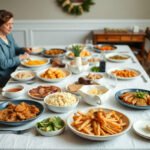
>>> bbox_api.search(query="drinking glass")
[85,39,93,50]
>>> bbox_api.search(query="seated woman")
[0,10,31,87]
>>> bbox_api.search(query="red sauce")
[6,87,22,92]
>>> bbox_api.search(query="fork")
[0,127,33,134]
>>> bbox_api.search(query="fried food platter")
[0,99,44,126]
[67,107,131,141]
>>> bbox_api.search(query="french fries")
[71,108,127,136]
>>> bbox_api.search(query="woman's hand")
[23,48,32,54]
[19,52,30,61]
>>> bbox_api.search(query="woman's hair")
[0,10,13,27]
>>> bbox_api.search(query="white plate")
[37,67,71,83]
[21,56,49,68]
[107,67,141,80]
[105,53,130,63]
[30,47,44,54]
[11,70,36,81]
[67,107,132,141]
[28,85,61,100]
[133,119,150,139]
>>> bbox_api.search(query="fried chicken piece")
[135,98,147,106]
[7,103,16,109]
[15,102,27,112]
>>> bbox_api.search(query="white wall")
[12,20,150,47]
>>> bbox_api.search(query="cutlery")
[0,127,34,134]
[141,75,148,83]
[131,57,136,63]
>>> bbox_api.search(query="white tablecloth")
[0,45,150,150]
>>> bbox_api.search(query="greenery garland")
[57,0,95,15]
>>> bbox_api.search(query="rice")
[45,92,77,107]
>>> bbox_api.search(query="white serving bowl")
[11,70,36,81]
[35,118,65,137]
[30,47,44,54]
[67,107,132,141]
[2,85,24,98]
[37,67,71,83]
[44,92,79,113]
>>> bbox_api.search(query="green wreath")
[57,0,95,15]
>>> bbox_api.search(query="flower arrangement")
[72,45,83,57]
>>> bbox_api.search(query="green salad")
[91,66,101,72]
[37,117,65,132]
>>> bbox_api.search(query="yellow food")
[40,68,66,79]
[71,108,127,136]
[69,50,91,58]
[88,88,108,95]
[24,59,47,66]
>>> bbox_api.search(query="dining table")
[0,45,150,150]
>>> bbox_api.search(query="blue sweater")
[0,34,25,86]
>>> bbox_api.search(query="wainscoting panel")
[31,29,91,46]
[12,29,27,47]
[12,20,150,47]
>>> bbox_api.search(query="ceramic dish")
[28,85,61,100]
[35,117,65,136]
[105,53,130,63]
[11,70,36,81]
[42,48,66,58]
[107,67,141,80]
[2,85,25,99]
[67,107,131,141]
[79,85,110,105]
[21,56,49,68]
[133,119,150,139]
[37,68,71,83]
[30,47,44,54]
[44,92,79,113]
[115,89,150,109]
[94,44,117,53]
[0,99,44,126]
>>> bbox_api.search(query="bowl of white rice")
[44,92,79,113]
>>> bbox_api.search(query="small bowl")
[30,47,44,54]
[44,92,79,113]
[2,85,24,99]
[35,117,65,136]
